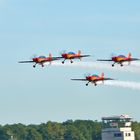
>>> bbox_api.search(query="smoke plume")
[105,80,140,91]
[51,61,140,74]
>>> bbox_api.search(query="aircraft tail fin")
[78,50,81,55]
[128,53,131,58]
[49,53,52,58]
[101,72,104,78]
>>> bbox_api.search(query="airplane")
[19,54,60,68]
[60,50,90,64]
[97,53,140,67]
[71,73,114,86]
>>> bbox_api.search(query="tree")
[0,127,9,140]
[26,128,43,140]
[46,121,65,140]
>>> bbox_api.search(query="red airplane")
[60,50,90,64]
[97,53,140,67]
[71,73,114,86]
[19,54,60,68]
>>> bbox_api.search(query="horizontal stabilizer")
[80,55,90,58]
[131,58,140,61]
[104,78,114,81]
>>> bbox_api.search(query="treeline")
[0,120,140,140]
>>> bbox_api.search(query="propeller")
[110,52,116,59]
[30,54,37,60]
[84,73,91,78]
[60,50,67,55]
[111,53,116,57]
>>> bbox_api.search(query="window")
[125,133,131,137]
[114,133,122,137]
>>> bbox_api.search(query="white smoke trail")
[131,61,140,67]
[50,61,140,74]
[46,61,140,90]
[104,80,140,91]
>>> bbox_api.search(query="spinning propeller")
[60,50,67,55]
[84,73,91,78]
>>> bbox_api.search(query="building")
[102,115,135,140]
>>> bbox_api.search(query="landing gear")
[86,81,90,86]
[112,62,123,67]
[94,83,97,86]
[33,63,37,68]
[62,59,74,64]
[70,60,73,63]
[62,59,66,64]
[112,62,115,67]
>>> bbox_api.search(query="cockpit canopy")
[92,74,99,77]
[118,55,126,58]
[39,56,46,58]
[68,52,75,55]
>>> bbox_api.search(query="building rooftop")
[102,115,132,121]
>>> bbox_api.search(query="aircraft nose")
[86,76,90,80]
[62,54,66,57]
[112,57,116,61]
[33,58,37,61]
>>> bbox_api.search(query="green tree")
[0,127,9,140]
[132,122,140,140]
[46,121,64,140]
[26,128,43,140]
[64,124,85,140]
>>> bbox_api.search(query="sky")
[0,0,140,125]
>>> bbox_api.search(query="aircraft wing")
[19,61,34,63]
[71,79,87,81]
[97,59,113,61]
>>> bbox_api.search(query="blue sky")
[0,0,140,124]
